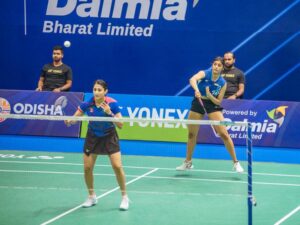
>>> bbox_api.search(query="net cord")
[0,114,249,127]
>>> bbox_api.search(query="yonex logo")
[0,97,11,123]
[266,106,288,127]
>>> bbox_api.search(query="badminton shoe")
[233,161,244,173]
[82,194,97,208]
[119,195,129,211]
[176,160,194,171]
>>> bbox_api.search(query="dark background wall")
[1,0,299,101]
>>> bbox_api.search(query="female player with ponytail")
[176,57,244,173]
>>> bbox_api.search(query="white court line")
[1,160,300,178]
[274,206,300,225]
[0,169,136,177]
[147,175,300,187]
[40,168,158,225]
[0,185,244,198]
[1,169,300,187]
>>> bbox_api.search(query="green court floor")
[0,150,299,225]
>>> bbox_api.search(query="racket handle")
[198,98,206,113]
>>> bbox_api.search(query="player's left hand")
[53,88,61,92]
[100,102,112,115]
[64,120,72,127]
[227,95,237,100]
[205,86,210,95]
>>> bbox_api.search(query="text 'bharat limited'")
[43,20,153,37]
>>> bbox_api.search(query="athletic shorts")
[190,98,223,115]
[83,129,120,156]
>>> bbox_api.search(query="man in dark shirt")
[221,52,245,99]
[36,45,73,92]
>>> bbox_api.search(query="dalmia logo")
[43,0,201,37]
[46,0,201,19]
[266,106,288,127]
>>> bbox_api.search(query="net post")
[247,122,253,225]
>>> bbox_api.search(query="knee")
[219,131,230,140]
[84,165,93,173]
[112,163,122,172]
[188,132,197,140]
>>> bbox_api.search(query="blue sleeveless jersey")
[78,96,121,137]
[197,69,226,98]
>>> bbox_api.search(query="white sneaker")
[119,196,129,211]
[82,195,97,208]
[176,160,194,171]
[233,161,244,173]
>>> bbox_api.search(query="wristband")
[108,112,115,117]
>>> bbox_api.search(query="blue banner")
[0,90,83,137]
[1,1,300,101]
[198,99,300,148]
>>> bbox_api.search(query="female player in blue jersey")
[176,57,244,173]
[65,79,129,210]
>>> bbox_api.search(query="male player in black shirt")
[36,45,73,92]
[221,52,245,99]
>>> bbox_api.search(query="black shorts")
[190,98,223,115]
[83,129,120,156]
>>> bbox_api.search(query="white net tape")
[0,114,249,127]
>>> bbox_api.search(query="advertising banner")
[81,93,190,142]
[3,1,300,101]
[0,90,83,137]
[81,93,300,148]
[198,99,300,148]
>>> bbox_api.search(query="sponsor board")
[80,94,300,148]
[80,93,190,142]
[0,90,83,137]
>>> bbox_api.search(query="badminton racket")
[198,98,220,137]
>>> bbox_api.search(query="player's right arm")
[236,72,245,98]
[65,109,84,126]
[36,66,47,91]
[189,70,205,98]
[112,112,123,129]
[36,77,44,91]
